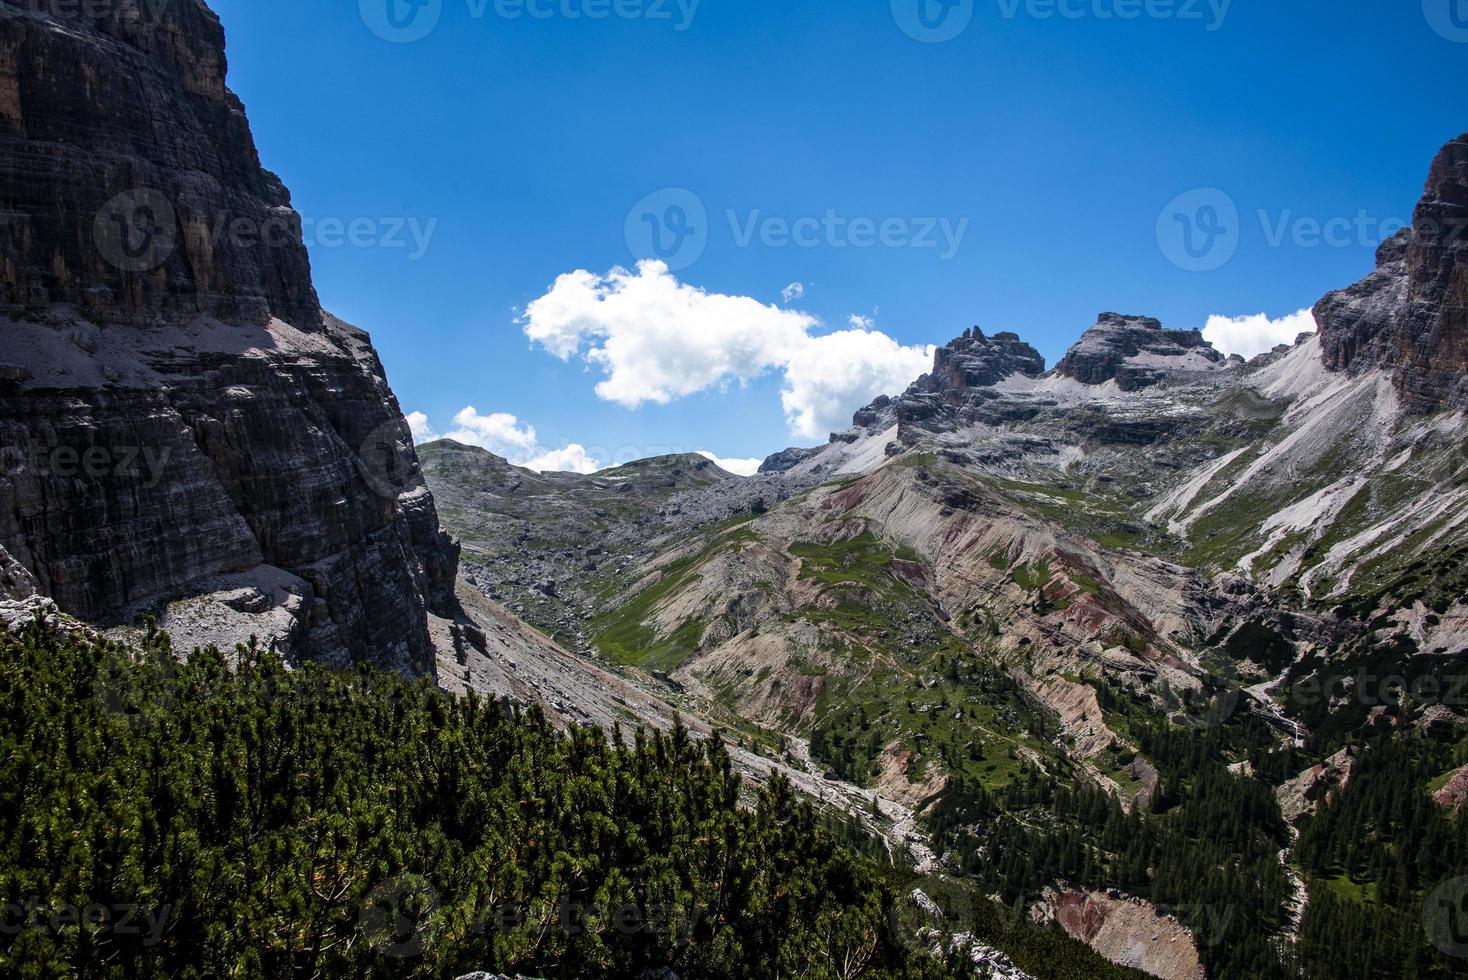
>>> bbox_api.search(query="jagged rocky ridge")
[0,0,458,673]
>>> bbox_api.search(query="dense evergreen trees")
[6,615,1467,979]
[0,620,957,979]
[930,717,1298,979]
[1295,733,1468,979]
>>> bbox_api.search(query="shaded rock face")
[0,0,318,326]
[921,327,1047,398]
[1055,312,1224,391]
[0,0,458,674]
[758,444,823,474]
[1315,132,1468,412]
[872,328,1046,436]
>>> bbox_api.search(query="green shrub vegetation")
[0,619,962,979]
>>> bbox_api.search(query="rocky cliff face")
[1054,313,1225,391]
[0,0,457,674]
[1316,132,1468,412]
[924,327,1047,395]
[0,0,318,326]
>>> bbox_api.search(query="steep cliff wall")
[1315,132,1468,413]
[0,0,457,674]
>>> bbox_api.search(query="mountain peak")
[927,326,1048,389]
[1054,312,1224,391]
[1314,131,1468,412]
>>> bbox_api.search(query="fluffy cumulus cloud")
[443,407,540,455]
[521,261,933,441]
[521,443,601,475]
[1202,309,1316,360]
[405,411,439,444]
[780,329,933,440]
[407,406,600,475]
[696,451,763,477]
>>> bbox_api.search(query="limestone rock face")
[1054,313,1224,391]
[0,0,458,674]
[758,445,823,474]
[807,327,1049,447]
[1315,132,1468,412]
[923,327,1047,396]
[0,0,319,326]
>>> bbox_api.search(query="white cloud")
[444,407,540,455]
[406,411,439,444]
[697,450,762,477]
[521,261,932,442]
[1202,309,1316,360]
[781,329,933,440]
[847,314,875,330]
[522,443,601,475]
[781,282,805,303]
[417,406,602,474]
[522,261,815,407]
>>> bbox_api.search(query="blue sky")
[210,0,1466,473]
